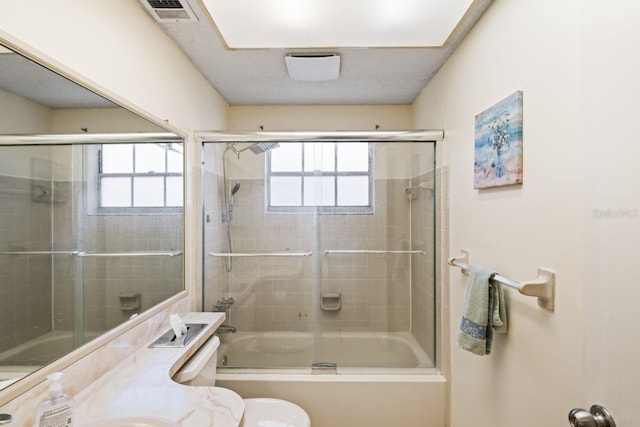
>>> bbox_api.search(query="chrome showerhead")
[248,142,280,154]
[226,142,281,158]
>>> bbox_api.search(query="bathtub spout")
[212,297,235,312]
[217,324,237,334]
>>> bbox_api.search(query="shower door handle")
[568,405,616,427]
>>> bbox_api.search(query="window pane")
[270,176,301,206]
[167,145,183,173]
[102,144,133,173]
[337,176,369,206]
[166,176,183,207]
[337,142,369,172]
[304,143,335,172]
[133,177,164,207]
[101,177,131,207]
[135,144,166,174]
[304,176,335,206]
[271,142,302,172]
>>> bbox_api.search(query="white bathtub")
[218,331,433,370]
[212,331,446,427]
[0,330,102,390]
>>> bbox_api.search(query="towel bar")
[448,249,555,311]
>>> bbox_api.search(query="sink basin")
[78,417,179,427]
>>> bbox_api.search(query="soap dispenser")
[34,372,74,427]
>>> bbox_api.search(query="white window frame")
[94,142,183,215]
[266,142,374,214]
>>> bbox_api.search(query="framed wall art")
[474,90,523,189]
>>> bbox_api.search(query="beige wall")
[413,0,583,426]
[0,87,51,135]
[229,105,412,132]
[582,2,640,425]
[51,108,164,134]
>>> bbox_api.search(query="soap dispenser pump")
[34,372,74,427]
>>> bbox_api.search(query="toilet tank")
[173,335,220,386]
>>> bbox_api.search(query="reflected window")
[267,142,373,214]
[98,143,183,212]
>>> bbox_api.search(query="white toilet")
[174,336,311,427]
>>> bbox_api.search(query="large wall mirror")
[0,43,185,391]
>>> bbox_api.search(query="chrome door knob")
[568,405,616,427]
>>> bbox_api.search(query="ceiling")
[0,49,117,109]
[151,0,493,105]
[0,1,493,109]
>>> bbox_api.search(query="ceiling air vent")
[140,0,198,23]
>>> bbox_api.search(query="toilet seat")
[240,398,310,427]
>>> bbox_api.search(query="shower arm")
[226,142,253,159]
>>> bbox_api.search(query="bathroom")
[0,1,638,426]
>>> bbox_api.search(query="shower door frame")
[198,130,444,371]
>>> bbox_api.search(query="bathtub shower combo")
[203,137,438,374]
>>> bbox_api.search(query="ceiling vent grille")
[140,0,198,23]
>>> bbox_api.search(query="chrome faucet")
[212,297,235,312]
[212,297,237,334]
[217,324,237,334]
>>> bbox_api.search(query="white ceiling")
[152,0,494,105]
[0,51,117,109]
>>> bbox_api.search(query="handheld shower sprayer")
[222,141,279,272]
[229,181,241,217]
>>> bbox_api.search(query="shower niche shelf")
[119,293,141,311]
[321,293,342,311]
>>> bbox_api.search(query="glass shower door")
[203,140,436,371]
[317,141,436,370]
[203,142,321,369]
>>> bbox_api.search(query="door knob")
[568,405,616,427]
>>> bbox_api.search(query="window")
[98,143,183,213]
[267,142,373,214]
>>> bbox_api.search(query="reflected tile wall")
[0,175,53,353]
[52,189,184,334]
[80,215,183,331]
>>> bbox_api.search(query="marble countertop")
[73,312,244,427]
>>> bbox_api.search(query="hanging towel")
[458,265,508,355]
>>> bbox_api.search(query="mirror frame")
[0,34,189,405]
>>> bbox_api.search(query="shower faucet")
[212,297,235,312]
[212,298,237,334]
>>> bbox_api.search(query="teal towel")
[458,265,508,355]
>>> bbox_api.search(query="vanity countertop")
[73,312,243,427]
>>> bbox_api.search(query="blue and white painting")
[474,91,523,189]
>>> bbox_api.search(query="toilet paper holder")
[320,293,342,311]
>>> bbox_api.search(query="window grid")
[98,143,183,213]
[267,142,374,214]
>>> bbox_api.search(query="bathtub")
[213,331,446,427]
[0,330,101,390]
[218,330,433,370]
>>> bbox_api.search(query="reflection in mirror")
[0,44,184,391]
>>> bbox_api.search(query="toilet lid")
[242,398,310,427]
